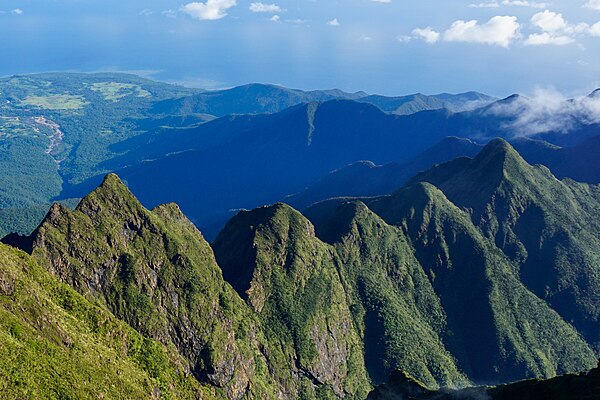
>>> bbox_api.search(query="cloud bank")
[488,87,600,136]
[411,16,520,47]
[409,8,600,47]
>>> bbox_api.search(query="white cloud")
[181,0,237,21]
[443,16,520,47]
[397,35,412,43]
[11,8,23,15]
[584,0,600,11]
[591,21,600,36]
[139,9,153,16]
[370,0,392,3]
[525,10,592,46]
[530,10,567,32]
[488,87,600,136]
[412,27,440,43]
[327,18,340,27]
[270,15,280,22]
[249,2,282,13]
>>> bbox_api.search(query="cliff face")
[214,203,371,399]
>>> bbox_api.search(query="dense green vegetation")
[214,204,372,398]
[0,243,207,399]
[0,199,79,238]
[212,140,600,393]
[0,72,198,237]
[411,139,600,351]
[24,174,283,399]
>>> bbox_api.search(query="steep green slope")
[214,204,371,399]
[214,203,467,390]
[0,243,206,399]
[313,201,467,387]
[412,139,600,350]
[366,183,596,383]
[14,174,280,399]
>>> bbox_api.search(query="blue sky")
[1,0,600,96]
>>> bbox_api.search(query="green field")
[21,94,88,110]
[91,82,151,101]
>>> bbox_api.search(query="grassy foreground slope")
[0,243,206,399]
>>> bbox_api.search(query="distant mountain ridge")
[64,101,482,239]
[151,83,368,117]
[1,72,599,245]
[152,82,496,117]
[357,91,497,115]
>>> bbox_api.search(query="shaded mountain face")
[513,135,600,183]
[286,137,483,209]
[287,135,600,212]
[368,361,600,400]
[411,139,600,351]
[64,101,474,239]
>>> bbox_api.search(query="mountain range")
[3,139,600,398]
[2,73,598,242]
[151,83,496,117]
